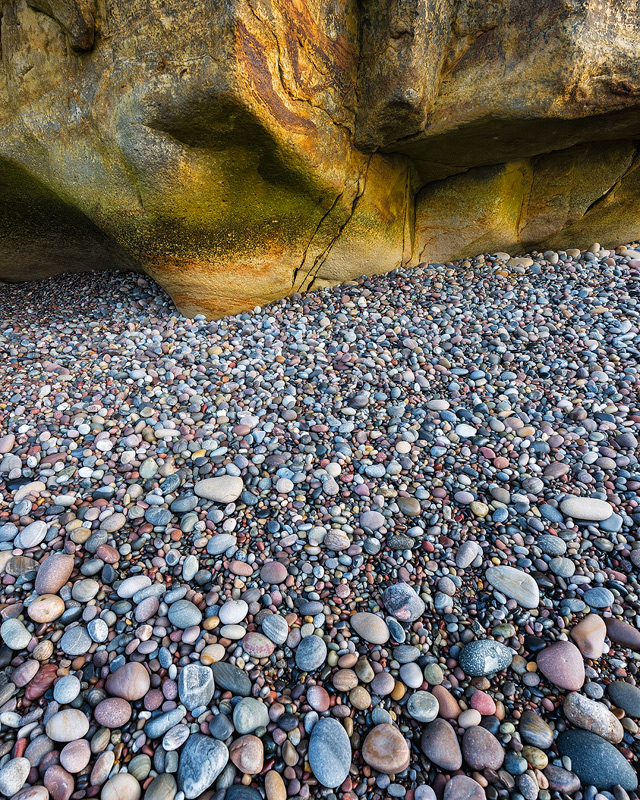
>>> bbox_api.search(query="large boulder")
[1,0,640,316]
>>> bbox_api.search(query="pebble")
[559,496,614,521]
[557,729,638,791]
[0,758,30,796]
[194,476,243,503]
[563,691,623,742]
[485,565,539,608]
[420,719,462,770]
[308,718,351,788]
[537,641,585,690]
[570,613,606,659]
[351,612,390,644]
[295,634,327,671]
[362,724,410,774]
[608,680,640,717]
[177,733,229,799]
[382,582,425,621]
[178,663,215,710]
[459,640,513,676]
[46,709,90,742]
[462,726,504,770]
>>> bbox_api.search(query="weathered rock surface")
[2,1,640,315]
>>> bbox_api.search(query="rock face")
[2,1,640,316]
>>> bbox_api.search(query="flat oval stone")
[219,599,248,625]
[194,476,243,502]
[260,561,288,583]
[607,681,640,717]
[443,775,486,800]
[0,758,30,796]
[362,724,410,774]
[177,733,229,799]
[15,520,47,549]
[168,599,202,629]
[308,717,351,788]
[60,739,91,773]
[459,640,513,676]
[28,594,65,623]
[144,774,176,800]
[117,575,151,598]
[518,710,554,749]
[60,626,91,656]
[44,764,74,800]
[563,692,623,742]
[360,510,385,530]
[295,634,327,671]
[261,614,288,645]
[420,719,462,770]
[485,566,539,608]
[557,729,637,791]
[1,619,31,650]
[101,773,141,800]
[46,709,89,742]
[106,662,150,700]
[94,697,132,728]
[53,674,81,704]
[537,641,585,691]
[407,691,439,723]
[351,612,390,644]
[559,496,614,521]
[233,698,269,734]
[242,632,274,658]
[570,613,606,659]
[382,583,425,622]
[605,617,640,651]
[35,553,74,594]
[462,725,504,770]
[210,662,251,696]
[229,734,264,775]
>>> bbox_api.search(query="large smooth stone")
[194,476,243,502]
[462,726,504,770]
[420,719,462,770]
[607,681,640,718]
[295,634,327,671]
[1,619,32,650]
[459,640,513,676]
[178,663,215,711]
[0,758,30,796]
[485,565,539,608]
[144,774,177,800]
[35,554,74,594]
[106,662,150,700]
[605,617,640,651]
[351,612,390,644]
[362,724,410,774]
[46,709,90,742]
[229,735,264,775]
[570,613,606,659]
[518,710,554,749]
[101,773,141,800]
[443,776,486,800]
[177,734,229,799]
[559,496,613,521]
[308,718,351,788]
[537,641,585,690]
[382,583,425,622]
[563,692,623,742]
[15,520,48,549]
[557,729,637,791]
[233,698,269,734]
[210,662,251,696]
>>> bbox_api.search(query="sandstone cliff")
[1,0,640,315]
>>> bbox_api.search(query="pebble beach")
[0,244,639,800]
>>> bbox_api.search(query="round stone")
[362,724,410,774]
[382,583,425,622]
[459,640,513,676]
[106,662,151,700]
[60,626,92,656]
[28,594,65,623]
[94,697,133,728]
[53,674,81,704]
[219,599,248,624]
[46,709,90,742]
[229,735,264,775]
[101,773,142,800]
[233,698,269,734]
[485,565,539,608]
[35,554,74,594]
[261,614,289,645]
[194,476,243,502]
[168,599,202,629]
[462,725,504,770]
[420,719,462,770]
[608,681,640,717]
[557,729,637,791]
[0,758,30,796]
[407,691,439,722]
[60,739,91,773]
